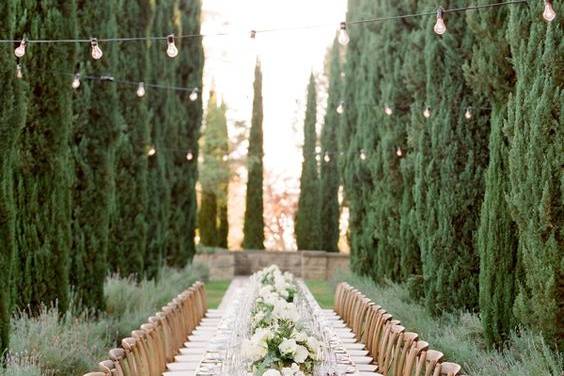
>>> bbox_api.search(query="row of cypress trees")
[0,0,204,355]
[336,0,562,348]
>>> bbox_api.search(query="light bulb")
[222,154,229,162]
[147,146,156,156]
[543,0,556,22]
[396,147,403,157]
[14,40,26,58]
[336,101,344,114]
[189,88,199,102]
[340,72,346,78]
[423,107,431,119]
[90,38,103,60]
[315,145,321,154]
[338,22,350,46]
[250,30,256,39]
[464,107,472,120]
[324,153,331,163]
[166,34,178,58]
[384,106,393,116]
[360,150,366,161]
[136,82,146,98]
[316,154,321,162]
[434,7,447,35]
[72,73,81,89]
[186,151,194,161]
[16,64,22,79]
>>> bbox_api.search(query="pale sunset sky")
[200,0,348,250]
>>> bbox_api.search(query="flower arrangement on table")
[243,265,321,376]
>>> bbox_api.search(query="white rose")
[278,338,297,356]
[292,331,307,342]
[306,336,320,358]
[263,370,282,376]
[294,345,309,363]
[242,339,267,362]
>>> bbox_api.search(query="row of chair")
[330,282,463,376]
[83,281,207,376]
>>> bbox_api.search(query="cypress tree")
[507,1,563,347]
[168,0,204,265]
[243,60,265,250]
[145,0,175,276]
[109,0,153,278]
[15,0,76,312]
[465,1,519,347]
[71,0,120,310]
[0,0,25,355]
[296,73,321,250]
[199,91,229,248]
[319,39,341,253]
[412,0,489,314]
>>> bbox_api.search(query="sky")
[200,0,348,249]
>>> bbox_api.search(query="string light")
[396,147,403,157]
[166,34,178,58]
[324,153,331,163]
[434,7,447,35]
[250,30,257,39]
[72,73,81,89]
[90,38,103,60]
[543,0,556,22]
[222,154,229,162]
[147,146,157,156]
[186,151,194,161]
[136,82,146,97]
[360,149,367,161]
[189,88,199,101]
[384,106,393,116]
[14,39,26,58]
[464,107,472,120]
[423,107,431,119]
[336,101,344,114]
[338,22,350,46]
[16,64,23,79]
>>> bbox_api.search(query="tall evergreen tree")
[319,39,341,253]
[243,61,265,249]
[71,0,120,310]
[411,0,489,314]
[199,91,229,248]
[507,1,563,347]
[0,0,25,355]
[465,1,519,347]
[296,73,321,250]
[167,0,204,266]
[109,0,153,278]
[15,0,76,313]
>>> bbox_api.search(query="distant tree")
[243,60,265,249]
[296,73,321,250]
[319,39,341,253]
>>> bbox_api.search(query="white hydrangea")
[281,363,305,376]
[278,338,298,356]
[242,339,267,362]
[294,344,309,363]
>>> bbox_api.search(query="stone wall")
[194,250,349,280]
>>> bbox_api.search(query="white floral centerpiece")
[243,265,322,376]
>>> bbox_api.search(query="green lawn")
[205,280,231,309]
[305,280,335,309]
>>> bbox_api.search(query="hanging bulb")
[72,73,81,89]
[338,22,350,46]
[340,72,346,79]
[396,147,403,157]
[189,88,199,102]
[14,39,26,58]
[16,64,23,79]
[423,107,431,119]
[324,153,331,163]
[336,101,344,114]
[464,107,472,120]
[315,145,321,154]
[384,106,393,116]
[434,7,447,35]
[222,154,229,162]
[147,146,156,156]
[90,38,103,60]
[360,149,367,161]
[250,30,257,39]
[136,82,146,98]
[166,34,178,58]
[186,151,194,161]
[543,1,556,22]
[316,154,321,162]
